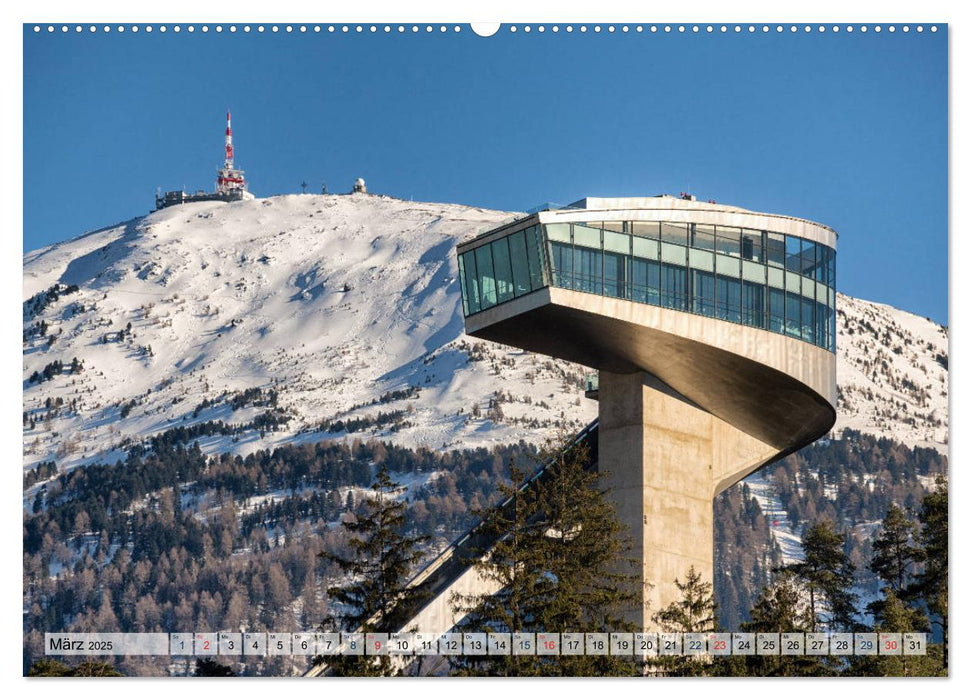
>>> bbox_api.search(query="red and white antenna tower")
[224,110,234,168]
[216,110,247,196]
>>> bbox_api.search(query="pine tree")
[27,659,73,676]
[653,566,716,633]
[867,504,924,625]
[70,661,123,677]
[870,504,922,594]
[450,436,641,676]
[651,565,719,677]
[914,475,947,669]
[739,570,829,676]
[847,589,941,677]
[30,660,123,677]
[316,465,429,676]
[779,520,858,631]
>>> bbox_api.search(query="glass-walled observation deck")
[457,217,836,353]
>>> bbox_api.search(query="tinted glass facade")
[458,219,836,353]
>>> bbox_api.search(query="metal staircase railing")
[305,418,600,677]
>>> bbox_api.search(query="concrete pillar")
[598,370,777,630]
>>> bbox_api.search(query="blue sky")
[23,24,947,322]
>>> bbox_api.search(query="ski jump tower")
[455,195,838,628]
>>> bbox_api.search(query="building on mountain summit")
[154,111,252,211]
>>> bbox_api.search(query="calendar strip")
[45,632,927,657]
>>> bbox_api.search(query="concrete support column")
[598,370,777,630]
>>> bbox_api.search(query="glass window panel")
[692,270,716,317]
[768,288,786,333]
[458,253,467,311]
[661,242,686,265]
[829,287,836,309]
[631,221,660,239]
[661,263,687,310]
[603,221,626,234]
[545,223,571,243]
[815,301,829,350]
[801,296,815,344]
[660,222,689,246]
[766,232,786,268]
[458,253,469,316]
[631,258,661,305]
[474,245,497,309]
[785,270,802,293]
[716,276,741,323]
[526,226,548,290]
[508,230,531,297]
[604,230,631,254]
[549,241,573,290]
[742,281,764,328]
[632,235,659,260]
[830,302,837,352]
[785,235,803,272]
[491,238,515,303]
[604,251,629,299]
[692,224,716,251]
[573,245,603,294]
[741,229,763,262]
[742,260,766,284]
[573,222,602,249]
[715,226,741,256]
[827,247,836,289]
[716,253,740,278]
[689,248,714,272]
[813,243,826,281]
[801,239,817,278]
[815,244,828,284]
[767,267,785,289]
[785,291,801,338]
[462,251,480,314]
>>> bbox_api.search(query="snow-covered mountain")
[22,194,948,475]
[834,293,947,450]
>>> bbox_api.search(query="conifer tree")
[450,436,641,676]
[914,475,947,669]
[743,570,808,634]
[27,659,73,676]
[870,504,922,595]
[651,565,719,677]
[28,660,123,677]
[739,570,830,676]
[779,520,858,631]
[653,566,716,634]
[316,465,429,676]
[867,504,924,625]
[847,589,941,677]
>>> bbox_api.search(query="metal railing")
[305,418,601,676]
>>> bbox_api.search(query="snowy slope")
[23,194,595,472]
[22,194,947,476]
[833,293,948,451]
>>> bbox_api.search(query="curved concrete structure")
[456,195,838,627]
[466,285,835,459]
